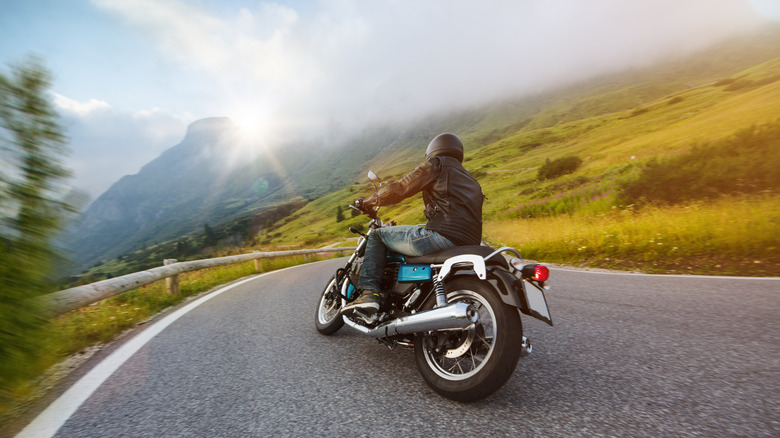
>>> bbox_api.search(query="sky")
[1,0,778,201]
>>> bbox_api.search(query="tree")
[203,222,217,246]
[336,205,345,222]
[0,57,72,393]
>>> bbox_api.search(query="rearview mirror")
[367,170,381,189]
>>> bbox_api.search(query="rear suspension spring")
[433,278,447,308]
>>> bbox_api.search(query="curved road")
[16,259,780,437]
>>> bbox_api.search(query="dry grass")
[484,195,780,276]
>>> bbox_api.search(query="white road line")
[15,267,295,438]
[550,266,780,281]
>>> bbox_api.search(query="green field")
[259,57,780,276]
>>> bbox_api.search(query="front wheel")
[414,277,523,402]
[315,275,345,335]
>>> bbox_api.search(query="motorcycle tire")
[414,277,523,402]
[315,274,345,335]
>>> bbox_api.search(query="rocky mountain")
[69,117,290,268]
[67,112,419,270]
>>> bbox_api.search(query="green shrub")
[724,76,780,91]
[667,96,684,105]
[618,123,780,205]
[629,107,650,117]
[537,156,583,180]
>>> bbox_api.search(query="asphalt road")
[17,259,780,437]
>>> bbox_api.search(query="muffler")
[345,302,479,338]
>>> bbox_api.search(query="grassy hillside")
[257,54,780,276]
[79,28,780,280]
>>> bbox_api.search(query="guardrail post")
[253,251,263,272]
[164,259,180,295]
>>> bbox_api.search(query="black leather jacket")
[363,156,483,246]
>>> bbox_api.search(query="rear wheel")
[414,277,523,402]
[315,275,345,335]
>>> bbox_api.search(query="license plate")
[523,281,553,326]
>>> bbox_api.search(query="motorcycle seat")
[405,245,509,268]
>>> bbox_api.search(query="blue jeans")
[357,225,455,291]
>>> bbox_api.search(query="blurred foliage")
[0,58,72,398]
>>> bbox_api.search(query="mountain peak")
[182,117,239,143]
[186,117,236,132]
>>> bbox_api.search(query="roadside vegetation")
[0,58,75,425]
[0,253,337,426]
[261,57,780,277]
[486,195,778,276]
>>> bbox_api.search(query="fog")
[96,1,770,131]
[56,0,779,196]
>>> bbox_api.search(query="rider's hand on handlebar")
[353,197,379,220]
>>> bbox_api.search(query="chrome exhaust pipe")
[344,302,479,338]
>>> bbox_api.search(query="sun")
[231,109,267,142]
[228,106,275,160]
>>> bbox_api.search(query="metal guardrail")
[43,247,356,316]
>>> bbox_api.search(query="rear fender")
[486,266,553,327]
[485,267,525,309]
[445,267,521,308]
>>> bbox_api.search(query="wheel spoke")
[475,333,492,350]
[447,356,466,374]
[318,278,343,324]
[422,288,502,380]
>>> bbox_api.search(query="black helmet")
[425,133,464,162]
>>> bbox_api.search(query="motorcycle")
[314,171,553,402]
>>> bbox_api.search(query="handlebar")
[348,202,380,222]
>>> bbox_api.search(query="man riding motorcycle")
[343,133,484,316]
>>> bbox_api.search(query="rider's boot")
[343,289,383,316]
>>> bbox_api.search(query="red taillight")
[533,265,550,282]
[520,264,550,282]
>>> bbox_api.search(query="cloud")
[54,94,187,200]
[53,94,111,115]
[91,0,770,144]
